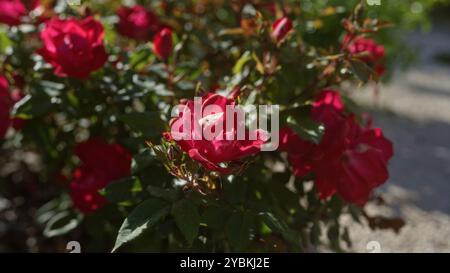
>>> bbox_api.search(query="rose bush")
[0,0,441,252]
[116,5,160,41]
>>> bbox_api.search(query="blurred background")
[0,0,449,252]
[346,4,450,252]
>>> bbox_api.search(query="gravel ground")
[345,28,450,253]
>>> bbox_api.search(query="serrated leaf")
[259,212,300,248]
[112,198,169,252]
[259,212,284,233]
[131,149,155,173]
[172,199,200,245]
[130,47,153,70]
[147,185,179,201]
[100,177,142,203]
[0,31,12,54]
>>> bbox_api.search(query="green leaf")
[131,149,155,173]
[100,177,142,203]
[130,47,153,70]
[13,93,53,119]
[119,112,165,138]
[224,178,248,204]
[201,207,229,230]
[172,199,200,245]
[112,198,169,252]
[147,185,179,202]
[259,212,300,248]
[225,211,253,250]
[287,116,325,144]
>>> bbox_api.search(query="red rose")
[280,90,393,205]
[272,16,293,43]
[153,27,173,61]
[116,5,159,40]
[169,92,267,173]
[314,117,393,205]
[70,138,132,213]
[38,16,108,80]
[344,35,385,76]
[0,0,26,26]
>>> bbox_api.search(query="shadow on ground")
[341,110,450,253]
[374,112,450,214]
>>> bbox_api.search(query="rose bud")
[116,5,159,41]
[0,0,26,26]
[271,16,293,43]
[168,92,267,174]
